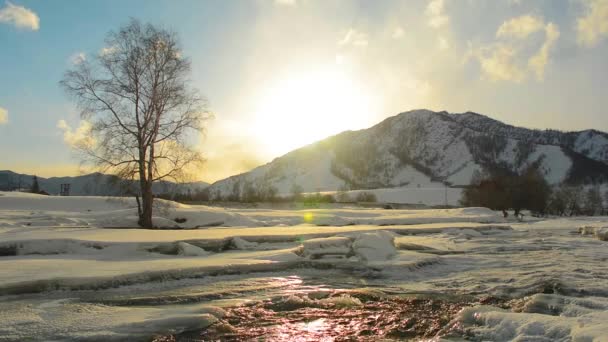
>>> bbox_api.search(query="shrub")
[355,191,377,203]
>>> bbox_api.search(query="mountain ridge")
[0,170,209,196]
[206,109,608,199]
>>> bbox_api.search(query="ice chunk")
[176,242,211,257]
[232,237,258,250]
[352,230,396,262]
[317,294,363,308]
[594,227,608,241]
[578,225,597,235]
[301,236,352,259]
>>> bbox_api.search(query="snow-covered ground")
[1,191,608,341]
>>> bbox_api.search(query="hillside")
[207,109,608,199]
[0,171,208,196]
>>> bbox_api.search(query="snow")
[0,191,499,229]
[302,236,352,259]
[231,236,259,249]
[574,131,608,163]
[456,296,608,341]
[339,186,463,206]
[176,242,211,256]
[578,225,608,241]
[206,110,608,198]
[2,192,608,340]
[526,145,572,184]
[350,230,396,262]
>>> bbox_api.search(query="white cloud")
[497,15,544,39]
[577,0,608,47]
[529,23,560,80]
[392,26,405,39]
[469,15,559,82]
[0,1,39,30]
[338,28,368,47]
[0,107,8,125]
[426,0,449,29]
[473,45,526,82]
[57,119,95,149]
[426,0,451,52]
[69,52,86,65]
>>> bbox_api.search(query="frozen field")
[1,192,608,341]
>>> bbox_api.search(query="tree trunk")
[140,181,154,227]
[135,194,142,219]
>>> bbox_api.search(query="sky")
[1,0,608,183]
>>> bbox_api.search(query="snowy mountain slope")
[453,112,608,163]
[0,171,208,196]
[207,109,608,199]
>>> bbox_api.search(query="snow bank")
[0,192,503,229]
[0,300,225,341]
[457,301,608,341]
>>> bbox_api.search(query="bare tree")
[61,19,210,227]
[584,187,603,216]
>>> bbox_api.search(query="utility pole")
[444,183,448,207]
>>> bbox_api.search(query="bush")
[355,191,377,203]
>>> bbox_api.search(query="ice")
[231,237,259,250]
[594,227,608,241]
[177,242,211,256]
[351,230,396,262]
[0,299,225,341]
[578,225,608,241]
[456,299,608,341]
[302,236,352,259]
[2,191,608,340]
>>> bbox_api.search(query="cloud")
[0,107,7,125]
[0,1,39,30]
[69,52,86,65]
[529,23,560,80]
[57,119,95,148]
[338,28,368,47]
[392,26,405,39]
[426,0,451,51]
[473,45,526,82]
[577,0,608,47]
[426,0,449,29]
[469,15,559,82]
[497,15,544,39]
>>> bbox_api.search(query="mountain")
[206,109,608,198]
[0,171,209,196]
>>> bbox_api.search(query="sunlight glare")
[251,68,377,157]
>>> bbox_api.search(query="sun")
[250,67,377,157]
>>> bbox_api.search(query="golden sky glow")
[250,67,377,157]
[2,1,608,183]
